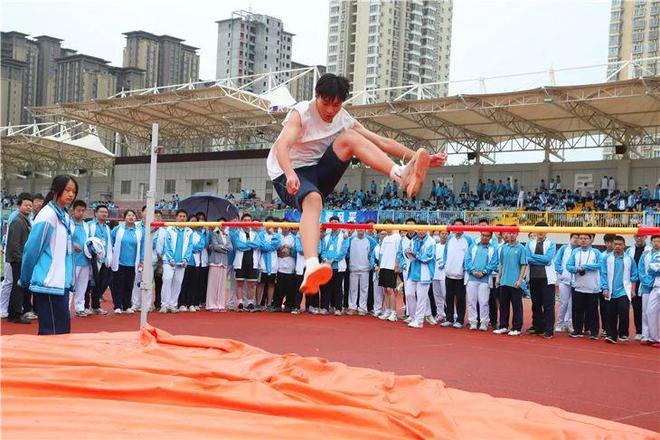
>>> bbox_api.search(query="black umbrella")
[178,192,239,221]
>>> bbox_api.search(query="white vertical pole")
[139,123,158,328]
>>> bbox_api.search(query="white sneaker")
[0,312,8,319]
[114,308,122,314]
[124,308,135,314]
[404,316,413,324]
[425,315,438,325]
[469,323,478,331]
[319,309,329,315]
[508,330,521,336]
[24,311,38,320]
[133,306,141,312]
[635,334,643,341]
[408,320,423,329]
[299,263,333,294]
[169,306,179,314]
[85,308,94,315]
[334,309,343,316]
[493,328,508,335]
[159,307,168,313]
[378,312,390,320]
[310,307,319,315]
[452,322,463,329]
[440,321,453,328]
[387,311,398,322]
[399,148,431,197]
[179,305,188,312]
[188,306,197,312]
[479,324,488,331]
[554,325,563,333]
[358,309,367,316]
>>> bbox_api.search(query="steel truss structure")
[1,121,114,174]
[28,65,660,162]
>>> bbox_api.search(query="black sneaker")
[9,316,31,324]
[543,333,554,339]
[525,327,539,335]
[246,303,255,312]
[569,332,584,338]
[237,303,244,312]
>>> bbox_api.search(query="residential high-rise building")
[1,31,39,124]
[111,66,146,92]
[605,0,660,159]
[327,0,452,101]
[55,54,117,103]
[607,0,659,80]
[34,35,63,107]
[289,61,326,102]
[215,10,294,92]
[1,58,26,126]
[122,31,200,88]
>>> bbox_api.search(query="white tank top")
[266,100,355,180]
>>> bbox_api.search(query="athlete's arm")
[274,111,303,194]
[351,121,447,167]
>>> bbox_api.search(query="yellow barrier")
[463,210,645,227]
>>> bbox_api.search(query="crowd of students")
[2,186,660,346]
[308,178,660,214]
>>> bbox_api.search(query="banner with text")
[283,209,378,224]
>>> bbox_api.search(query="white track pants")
[349,271,369,311]
[161,265,185,309]
[467,280,490,326]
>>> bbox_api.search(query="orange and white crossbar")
[151,221,660,236]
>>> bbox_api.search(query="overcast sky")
[2,0,611,161]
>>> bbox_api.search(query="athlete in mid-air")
[267,73,447,294]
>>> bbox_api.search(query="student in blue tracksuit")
[601,236,638,343]
[441,218,474,328]
[161,210,194,313]
[464,231,498,331]
[567,234,604,339]
[494,231,528,336]
[70,200,91,317]
[178,215,206,311]
[404,227,435,328]
[319,216,350,315]
[626,233,651,340]
[20,175,78,335]
[257,217,282,309]
[0,205,21,319]
[110,209,144,313]
[229,213,261,311]
[86,204,112,315]
[525,222,557,338]
[636,235,660,346]
[194,211,210,309]
[554,233,579,333]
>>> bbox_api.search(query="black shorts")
[378,269,397,288]
[260,273,276,283]
[235,250,258,281]
[272,143,351,210]
[235,267,258,281]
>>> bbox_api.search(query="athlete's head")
[315,73,350,123]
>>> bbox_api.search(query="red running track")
[2,298,658,432]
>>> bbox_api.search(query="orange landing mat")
[1,325,657,439]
